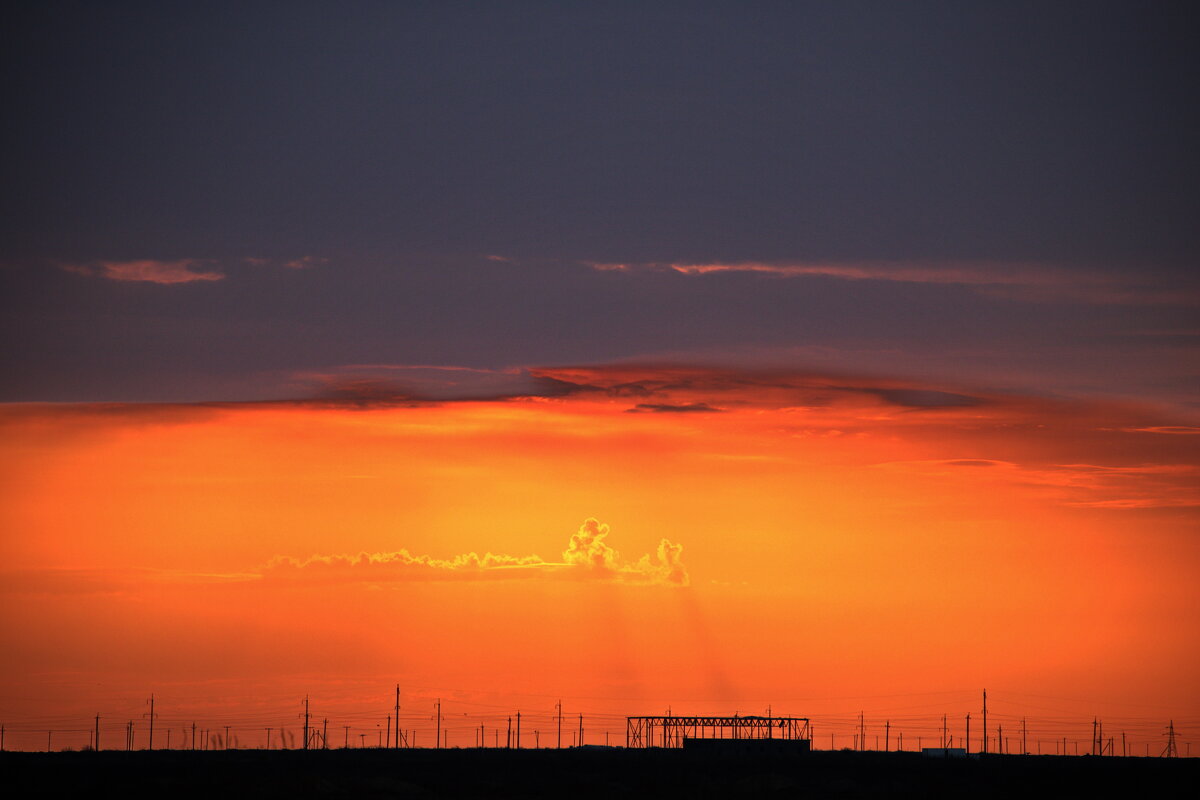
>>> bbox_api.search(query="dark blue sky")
[2,1,1197,406]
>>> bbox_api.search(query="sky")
[1,1,1198,752]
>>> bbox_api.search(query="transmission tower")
[1162,721,1178,758]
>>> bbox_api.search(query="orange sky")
[1,366,1197,751]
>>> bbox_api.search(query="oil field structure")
[626,714,812,752]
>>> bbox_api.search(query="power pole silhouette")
[507,717,512,749]
[556,701,562,749]
[266,728,272,750]
[579,714,583,747]
[858,712,865,752]
[516,711,522,750]
[1022,717,1027,755]
[95,714,101,752]
[1092,718,1098,756]
[885,720,891,751]
[1,724,5,751]
[146,694,156,751]
[386,716,391,748]
[981,690,988,755]
[1162,721,1178,757]
[394,685,401,749]
[191,722,196,750]
[302,696,310,751]
[224,725,231,750]
[435,699,442,749]
[942,715,947,748]
[966,714,970,754]
[343,726,350,749]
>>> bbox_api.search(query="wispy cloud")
[283,255,326,269]
[878,459,1200,510]
[584,260,1199,306]
[264,518,689,586]
[62,259,225,284]
[527,364,993,412]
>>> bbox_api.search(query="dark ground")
[3,748,1194,799]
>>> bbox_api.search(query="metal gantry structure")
[626,715,811,748]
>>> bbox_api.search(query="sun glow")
[1,366,1197,749]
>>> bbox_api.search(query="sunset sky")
[1,2,1197,753]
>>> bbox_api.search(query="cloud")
[283,255,326,269]
[856,388,983,409]
[527,364,990,412]
[62,259,225,284]
[879,459,1200,510]
[626,402,723,413]
[584,260,1200,306]
[289,364,550,404]
[263,518,689,586]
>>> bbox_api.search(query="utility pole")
[303,696,310,751]
[981,691,988,755]
[507,717,512,748]
[1092,718,1098,756]
[146,694,156,751]
[266,728,272,750]
[95,714,101,751]
[966,714,970,754]
[579,714,584,747]
[323,719,328,749]
[1022,717,1027,755]
[386,716,391,748]
[885,720,890,751]
[516,711,522,749]
[435,700,442,749]
[556,701,562,749]
[343,726,350,748]
[942,715,947,748]
[859,712,865,752]
[1122,731,1126,757]
[394,685,401,749]
[191,722,196,751]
